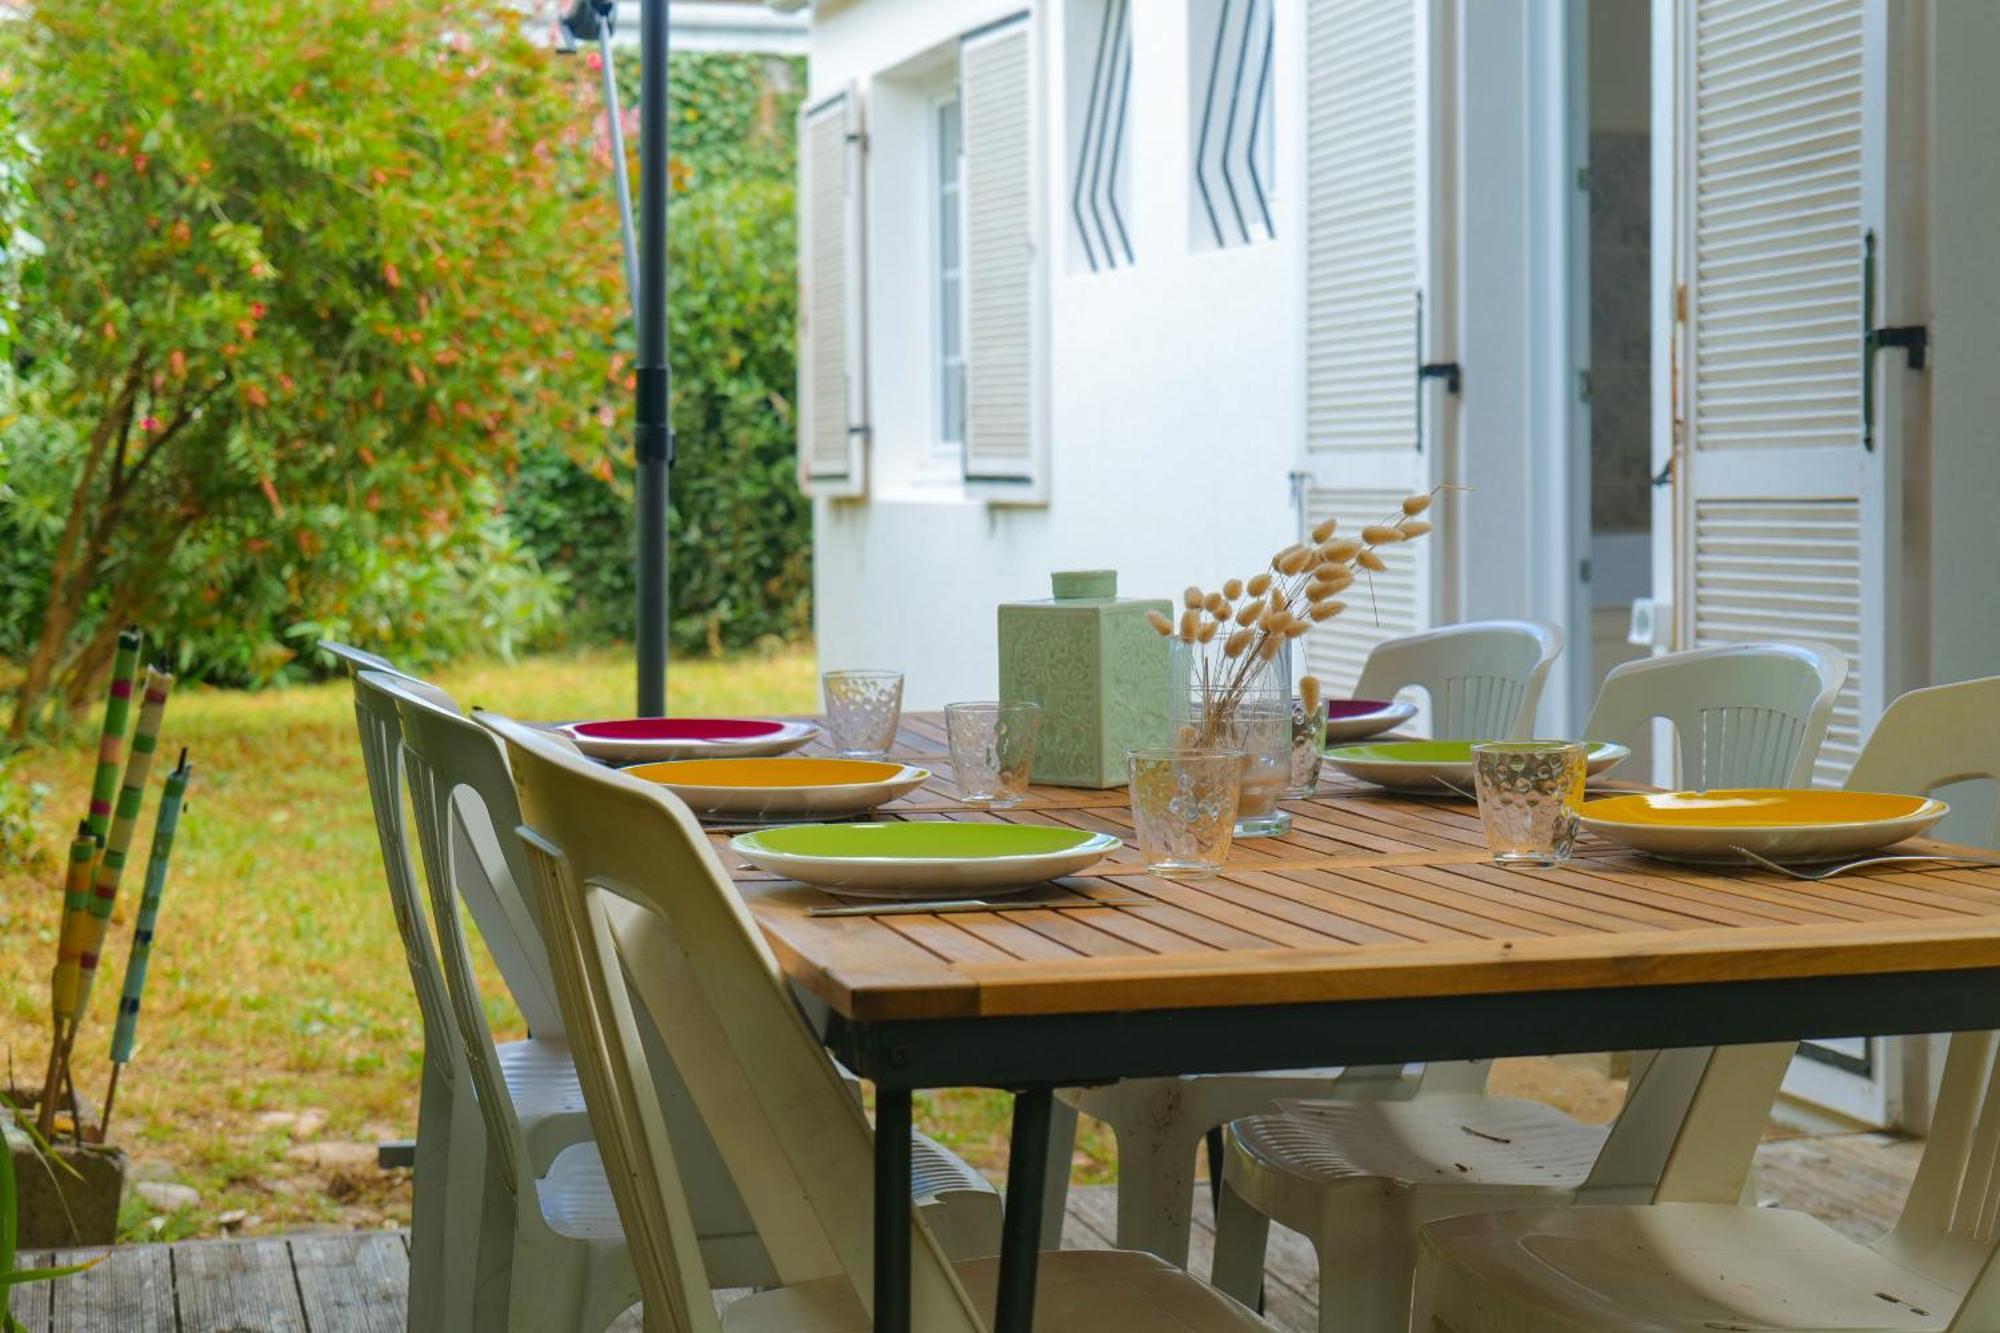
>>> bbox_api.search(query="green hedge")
[509,51,810,657]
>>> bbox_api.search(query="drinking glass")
[1126,747,1244,880]
[821,670,904,759]
[1286,695,1329,799]
[1471,741,1587,866]
[944,701,1042,808]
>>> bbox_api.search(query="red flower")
[141,415,161,432]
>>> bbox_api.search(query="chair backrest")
[344,669,461,1092]
[486,712,988,1333]
[1847,676,2000,848]
[319,639,404,678]
[371,672,564,1038]
[1352,620,1564,740]
[363,672,566,1201]
[1582,641,1847,790]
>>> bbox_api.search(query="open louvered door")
[1667,0,1929,1125]
[1296,0,1454,700]
[797,88,868,497]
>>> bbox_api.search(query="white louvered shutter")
[1297,0,1447,697]
[797,89,867,497]
[1671,0,1887,786]
[960,15,1046,500]
[1672,0,1929,1128]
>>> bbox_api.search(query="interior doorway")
[1579,0,1652,772]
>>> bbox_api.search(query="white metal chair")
[1848,675,2000,847]
[486,711,1278,1332]
[1584,640,1850,789]
[1205,642,1850,1330]
[1414,1034,2000,1332]
[1410,671,2000,1332]
[1352,619,1566,739]
[1039,622,1565,1267]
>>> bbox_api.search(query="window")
[1189,0,1276,251]
[933,93,967,455]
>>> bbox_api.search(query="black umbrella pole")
[635,0,672,716]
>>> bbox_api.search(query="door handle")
[1414,290,1462,454]
[1862,229,1928,452]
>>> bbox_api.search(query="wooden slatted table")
[729,714,2000,1333]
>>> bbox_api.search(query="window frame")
[928,87,969,466]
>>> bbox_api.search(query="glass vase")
[1168,638,1293,839]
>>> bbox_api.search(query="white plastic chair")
[342,662,476,1332]
[1413,1034,2000,1332]
[1584,640,1850,789]
[1410,673,2000,1332]
[1848,675,2000,847]
[1038,622,1565,1267]
[484,711,1279,1333]
[1352,619,1566,739]
[1202,643,1849,1329]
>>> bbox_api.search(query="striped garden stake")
[101,751,192,1138]
[37,631,140,1136]
[40,662,174,1136]
[83,629,144,844]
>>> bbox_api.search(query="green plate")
[1322,739,1631,794]
[731,823,1122,899]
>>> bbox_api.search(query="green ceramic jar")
[996,570,1172,788]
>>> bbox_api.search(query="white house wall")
[809,0,1304,706]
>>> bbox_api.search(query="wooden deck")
[10,1132,1923,1332]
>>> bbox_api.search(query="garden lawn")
[0,645,1115,1243]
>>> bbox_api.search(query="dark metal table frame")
[815,965,2000,1333]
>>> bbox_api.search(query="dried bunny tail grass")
[1204,591,1230,617]
[1309,599,1347,622]
[1300,675,1322,714]
[1183,585,1204,610]
[1176,722,1200,746]
[1284,620,1310,639]
[1310,517,1337,543]
[1400,519,1432,538]
[1257,607,1287,633]
[1402,493,1433,516]
[1269,544,1305,571]
[1198,619,1220,643]
[1256,633,1284,662]
[1314,564,1356,591]
[1178,608,1200,640]
[1235,602,1261,627]
[1320,537,1362,562]
[1277,547,1314,576]
[1222,577,1244,600]
[1224,627,1253,658]
[1356,549,1388,573]
[1246,572,1272,598]
[1361,524,1405,545]
[1146,609,1173,636]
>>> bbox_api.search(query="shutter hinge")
[1578,369,1593,403]
[845,131,869,149]
[1675,283,1688,323]
[1575,164,1591,193]
[1652,456,1674,488]
[1579,558,1592,584]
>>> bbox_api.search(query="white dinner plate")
[1320,699,1419,744]
[1577,789,1949,864]
[730,822,1122,899]
[623,757,929,819]
[1322,739,1631,794]
[560,717,818,764]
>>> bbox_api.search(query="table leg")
[875,1087,912,1333]
[994,1086,1054,1333]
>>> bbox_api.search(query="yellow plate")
[625,757,907,788]
[623,757,930,818]
[1578,789,1948,863]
